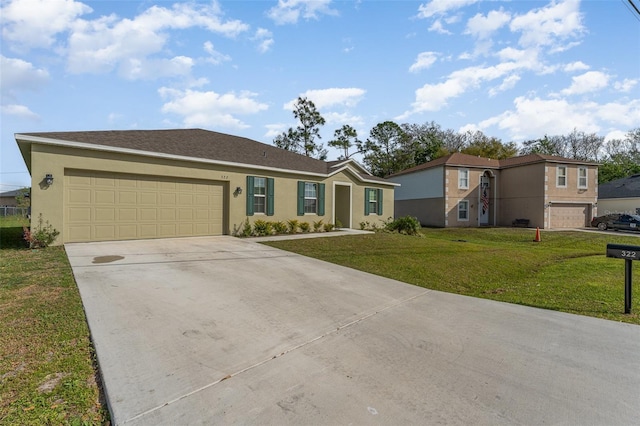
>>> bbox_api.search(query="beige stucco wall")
[27,143,394,244]
[445,166,497,227]
[498,163,546,228]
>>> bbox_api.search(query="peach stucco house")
[391,153,598,229]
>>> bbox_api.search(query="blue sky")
[1,0,639,190]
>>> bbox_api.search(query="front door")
[479,177,490,225]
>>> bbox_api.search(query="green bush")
[253,220,272,236]
[313,220,324,232]
[273,221,288,234]
[241,218,252,237]
[323,223,335,232]
[384,216,421,236]
[23,214,60,248]
[287,219,300,234]
[299,222,311,233]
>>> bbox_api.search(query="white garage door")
[550,203,590,229]
[65,170,224,242]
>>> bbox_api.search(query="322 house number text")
[620,251,637,259]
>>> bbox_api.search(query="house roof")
[16,129,396,186]
[390,152,597,177]
[0,189,23,197]
[598,174,640,199]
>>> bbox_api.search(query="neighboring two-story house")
[391,153,598,229]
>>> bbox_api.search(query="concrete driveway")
[66,236,640,425]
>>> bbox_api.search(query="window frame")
[556,166,567,188]
[578,167,588,189]
[365,188,383,216]
[253,177,266,214]
[304,182,318,214]
[246,176,274,216]
[297,181,325,216]
[458,200,469,221]
[458,169,469,189]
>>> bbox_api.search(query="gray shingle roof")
[598,174,640,199]
[19,129,333,174]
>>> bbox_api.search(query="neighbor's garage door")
[65,170,224,242]
[550,203,590,229]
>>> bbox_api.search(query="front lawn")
[264,228,640,325]
[0,216,109,424]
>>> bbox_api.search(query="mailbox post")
[606,244,639,314]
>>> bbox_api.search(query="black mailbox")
[606,244,640,261]
[606,244,640,314]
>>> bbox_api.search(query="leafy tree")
[400,121,446,165]
[520,129,603,161]
[362,121,410,177]
[328,124,363,160]
[15,187,31,208]
[599,128,640,182]
[460,132,518,159]
[274,97,327,160]
[520,135,566,157]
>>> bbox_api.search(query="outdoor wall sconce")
[234,186,243,196]
[44,174,54,186]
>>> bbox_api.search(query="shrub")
[23,214,60,248]
[299,222,311,233]
[335,219,343,229]
[241,218,253,237]
[287,219,300,234]
[273,221,288,235]
[252,220,273,236]
[313,219,324,232]
[385,216,421,236]
[323,222,335,232]
[359,221,369,230]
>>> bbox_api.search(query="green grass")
[0,216,109,425]
[264,227,640,325]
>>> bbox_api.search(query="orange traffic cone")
[534,227,541,242]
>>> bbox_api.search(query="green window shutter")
[266,178,275,216]
[318,183,325,216]
[377,189,383,215]
[364,188,371,215]
[246,176,255,216]
[297,181,305,216]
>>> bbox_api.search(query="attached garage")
[64,170,224,242]
[550,203,591,229]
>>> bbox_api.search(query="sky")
[1,0,639,191]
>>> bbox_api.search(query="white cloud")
[1,104,40,120]
[478,96,640,141]
[409,52,438,73]
[564,61,590,72]
[400,61,522,117]
[428,20,452,35]
[1,0,91,49]
[252,28,274,53]
[510,0,585,49]
[614,78,638,93]
[264,123,287,138]
[417,0,478,19]
[0,56,49,99]
[323,111,364,127]
[66,2,248,78]
[465,9,511,39]
[488,74,521,97]
[203,41,232,65]
[268,0,338,25]
[560,71,609,95]
[159,87,268,129]
[286,88,366,110]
